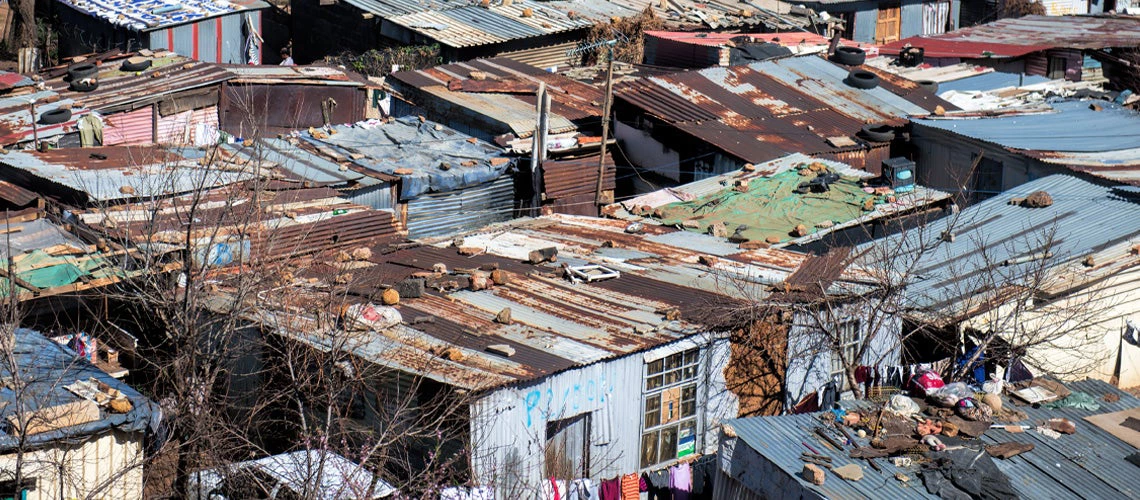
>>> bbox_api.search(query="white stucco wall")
[0,430,145,500]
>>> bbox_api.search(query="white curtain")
[923,1,951,35]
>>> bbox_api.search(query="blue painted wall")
[816,0,960,43]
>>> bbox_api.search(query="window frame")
[829,319,864,389]
[639,347,702,470]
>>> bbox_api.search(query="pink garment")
[670,463,692,500]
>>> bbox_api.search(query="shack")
[220,64,379,137]
[613,54,952,182]
[798,0,959,44]
[213,213,903,492]
[0,328,158,500]
[51,0,270,64]
[861,174,1140,388]
[910,100,1140,201]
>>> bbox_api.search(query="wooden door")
[876,5,902,44]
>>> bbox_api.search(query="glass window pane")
[645,394,661,413]
[640,431,659,469]
[682,385,696,402]
[647,359,664,375]
[684,349,698,365]
[681,400,696,418]
[646,375,663,391]
[682,366,696,381]
[660,426,678,460]
[664,370,680,386]
[665,353,681,370]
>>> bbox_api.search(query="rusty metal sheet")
[448,78,539,94]
[43,54,233,114]
[220,83,364,137]
[542,153,615,200]
[880,15,1140,57]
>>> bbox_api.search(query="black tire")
[121,59,152,72]
[845,69,880,89]
[860,123,895,142]
[69,80,98,92]
[39,108,73,125]
[68,63,98,81]
[917,79,939,93]
[831,46,867,66]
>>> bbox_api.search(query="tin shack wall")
[149,11,260,64]
[405,176,515,239]
[469,335,737,492]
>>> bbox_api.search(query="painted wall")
[784,300,903,408]
[820,0,959,42]
[962,265,1140,388]
[0,430,144,500]
[911,124,1069,203]
[468,335,737,494]
[149,11,263,64]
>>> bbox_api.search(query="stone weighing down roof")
[224,215,877,391]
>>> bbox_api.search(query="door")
[876,5,902,44]
[545,413,590,479]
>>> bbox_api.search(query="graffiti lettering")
[523,372,612,427]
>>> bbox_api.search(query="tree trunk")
[8,0,37,49]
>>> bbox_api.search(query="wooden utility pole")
[530,82,549,213]
[594,43,615,207]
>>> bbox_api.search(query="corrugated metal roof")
[645,30,863,49]
[614,55,952,164]
[860,174,1140,316]
[726,378,1140,499]
[222,64,366,86]
[221,137,381,187]
[0,145,256,203]
[228,214,879,391]
[914,100,1140,185]
[54,0,270,31]
[386,1,591,48]
[0,328,158,453]
[389,58,602,138]
[340,0,471,18]
[0,90,90,147]
[881,15,1140,58]
[41,52,233,114]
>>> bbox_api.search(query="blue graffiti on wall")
[523,373,612,427]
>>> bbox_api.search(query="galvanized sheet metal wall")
[347,183,396,211]
[103,107,154,145]
[469,336,737,492]
[173,24,195,59]
[199,18,219,63]
[157,106,219,145]
[220,13,245,64]
[406,176,515,239]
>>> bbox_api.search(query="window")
[972,155,1004,201]
[640,348,700,469]
[0,479,36,500]
[1047,56,1068,80]
[922,0,951,35]
[829,320,863,389]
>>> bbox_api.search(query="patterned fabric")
[620,473,640,499]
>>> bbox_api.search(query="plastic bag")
[344,303,402,331]
[911,370,945,396]
[888,394,921,417]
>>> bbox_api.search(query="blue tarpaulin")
[302,117,513,200]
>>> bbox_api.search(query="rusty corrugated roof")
[880,15,1140,58]
[542,153,615,200]
[615,55,954,164]
[41,52,233,113]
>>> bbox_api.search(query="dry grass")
[583,7,664,65]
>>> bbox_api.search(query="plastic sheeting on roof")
[301,117,511,199]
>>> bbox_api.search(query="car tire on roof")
[69,79,98,92]
[831,46,867,66]
[68,63,98,81]
[845,69,880,90]
[917,79,939,94]
[38,108,73,125]
[860,123,895,142]
[120,58,152,72]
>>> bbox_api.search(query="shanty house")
[642,31,869,69]
[796,0,959,44]
[216,213,905,492]
[613,54,952,182]
[910,100,1140,201]
[880,15,1140,83]
[862,174,1140,388]
[0,71,91,149]
[0,328,158,500]
[51,0,270,64]
[609,154,953,250]
[40,52,233,147]
[220,64,380,137]
[716,378,1140,499]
